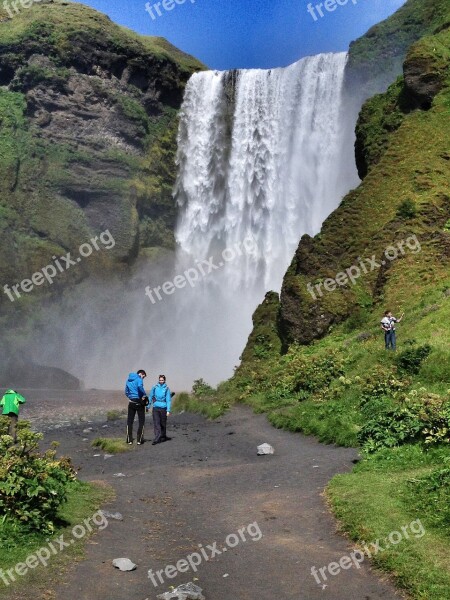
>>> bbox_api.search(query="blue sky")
[82,0,407,70]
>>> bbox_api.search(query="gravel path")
[16,399,401,600]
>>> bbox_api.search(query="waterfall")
[155,52,359,385]
[175,52,353,293]
[27,53,359,389]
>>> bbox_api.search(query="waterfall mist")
[27,53,359,390]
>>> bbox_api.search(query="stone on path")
[156,582,205,600]
[257,443,274,455]
[112,558,136,571]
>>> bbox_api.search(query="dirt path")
[22,403,401,600]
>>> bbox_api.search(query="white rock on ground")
[112,558,136,571]
[257,443,274,455]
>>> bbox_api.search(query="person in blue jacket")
[125,370,148,445]
[150,374,172,445]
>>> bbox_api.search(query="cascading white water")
[27,53,359,389]
[175,53,352,293]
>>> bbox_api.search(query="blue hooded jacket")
[125,373,147,401]
[151,383,171,412]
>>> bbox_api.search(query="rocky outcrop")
[345,0,450,99]
[238,292,281,365]
[403,34,450,108]
[0,1,204,310]
[355,23,450,179]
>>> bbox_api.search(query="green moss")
[347,0,450,92]
[355,77,411,177]
[115,95,150,132]
[11,64,70,92]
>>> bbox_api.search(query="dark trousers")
[127,402,145,443]
[152,407,167,442]
[385,330,397,350]
[7,413,18,443]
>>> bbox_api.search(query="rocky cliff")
[0,0,204,317]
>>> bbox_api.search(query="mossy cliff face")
[278,20,450,348]
[238,292,282,365]
[355,21,450,179]
[345,0,450,98]
[0,0,204,312]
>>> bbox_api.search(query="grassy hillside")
[0,1,202,73]
[346,0,450,95]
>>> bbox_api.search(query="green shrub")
[0,417,76,534]
[359,389,450,452]
[359,397,422,452]
[192,378,215,397]
[343,308,370,333]
[282,347,345,395]
[396,344,432,375]
[173,393,229,419]
[360,366,407,405]
[253,334,274,359]
[396,198,417,219]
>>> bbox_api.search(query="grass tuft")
[92,437,133,454]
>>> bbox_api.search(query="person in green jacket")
[0,389,26,443]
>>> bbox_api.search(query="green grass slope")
[346,0,450,95]
[0,1,203,73]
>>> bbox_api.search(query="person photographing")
[150,375,172,445]
[381,310,404,351]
